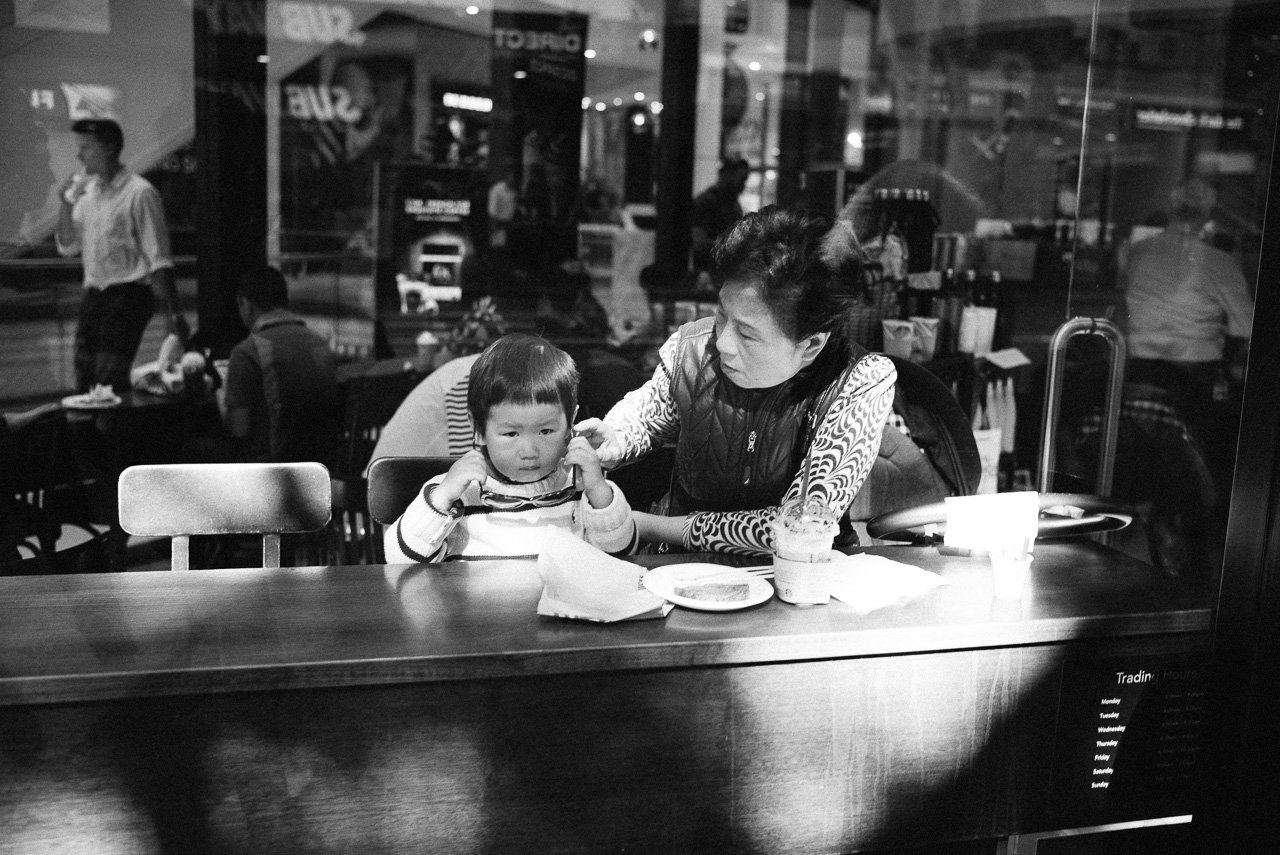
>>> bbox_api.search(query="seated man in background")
[222,266,340,462]
[1121,179,1253,489]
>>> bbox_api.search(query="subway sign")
[491,27,582,53]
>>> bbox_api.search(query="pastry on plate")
[674,582,750,602]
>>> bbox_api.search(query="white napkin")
[536,527,673,622]
[827,552,949,615]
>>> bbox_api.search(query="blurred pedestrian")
[55,118,185,394]
[690,157,750,275]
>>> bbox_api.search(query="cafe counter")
[0,543,1210,853]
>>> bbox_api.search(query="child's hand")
[565,435,612,509]
[433,449,490,512]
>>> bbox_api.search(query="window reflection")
[1,0,1277,578]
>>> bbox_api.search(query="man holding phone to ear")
[55,118,185,394]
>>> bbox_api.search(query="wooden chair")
[332,370,422,479]
[118,462,331,570]
[367,457,457,526]
[606,445,676,514]
[328,476,379,565]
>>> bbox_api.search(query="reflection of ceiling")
[317,0,663,101]
[884,0,1279,41]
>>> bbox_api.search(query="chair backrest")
[118,462,332,570]
[886,355,982,496]
[848,356,981,523]
[607,444,676,514]
[367,457,457,525]
[334,371,422,477]
[327,476,379,566]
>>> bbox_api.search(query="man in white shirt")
[1122,179,1255,495]
[55,119,184,393]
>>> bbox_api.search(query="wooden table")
[0,543,1209,853]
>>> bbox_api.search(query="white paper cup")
[881,319,916,360]
[773,553,832,605]
[990,553,1033,600]
[909,316,940,361]
[958,306,998,356]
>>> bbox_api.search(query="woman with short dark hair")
[576,206,897,555]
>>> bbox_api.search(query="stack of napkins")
[536,528,673,622]
[827,552,949,615]
[943,491,1039,555]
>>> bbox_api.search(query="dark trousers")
[74,281,154,393]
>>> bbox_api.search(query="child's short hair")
[468,334,579,430]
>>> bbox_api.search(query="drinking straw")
[799,454,813,522]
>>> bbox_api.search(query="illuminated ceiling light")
[1104,132,1117,142]
[634,91,645,101]
[650,101,663,114]
[613,97,623,106]
[764,169,777,181]
[465,4,479,14]
[639,28,658,50]
[257,54,270,63]
[748,61,761,72]
[595,102,606,111]
[755,91,765,101]
[513,70,527,79]
[632,112,646,127]
[581,97,591,109]
[584,48,597,59]
[846,131,863,148]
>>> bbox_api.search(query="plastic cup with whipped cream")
[771,498,839,605]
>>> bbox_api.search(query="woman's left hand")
[634,512,689,549]
[572,417,623,468]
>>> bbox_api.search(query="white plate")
[643,563,774,612]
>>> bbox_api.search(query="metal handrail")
[1037,317,1127,496]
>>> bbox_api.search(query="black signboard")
[1049,651,1206,828]
[372,162,487,315]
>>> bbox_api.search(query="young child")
[384,334,638,562]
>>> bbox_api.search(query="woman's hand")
[634,512,689,549]
[572,417,623,469]
[564,436,611,509]
[433,449,489,511]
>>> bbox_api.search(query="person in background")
[221,266,339,462]
[384,334,637,563]
[690,156,750,275]
[55,118,185,394]
[576,207,896,555]
[370,297,508,466]
[532,262,647,423]
[1121,179,1253,477]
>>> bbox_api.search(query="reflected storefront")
[2,0,1280,849]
